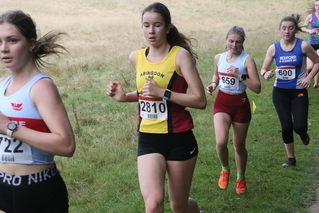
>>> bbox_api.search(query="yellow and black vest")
[136,46,193,134]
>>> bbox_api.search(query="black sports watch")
[239,75,247,82]
[7,122,18,138]
[162,89,171,101]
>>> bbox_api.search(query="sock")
[289,158,296,162]
[222,166,230,171]
[237,173,245,180]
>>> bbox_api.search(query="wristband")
[162,89,171,101]
[262,71,267,77]
[7,122,18,138]
[239,75,247,82]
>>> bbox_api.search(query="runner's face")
[280,21,296,41]
[0,22,32,71]
[226,33,244,54]
[142,11,169,47]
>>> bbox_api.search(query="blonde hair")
[307,0,319,14]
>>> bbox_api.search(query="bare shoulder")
[176,47,192,61]
[246,55,256,63]
[214,53,222,62]
[301,39,311,47]
[176,47,189,55]
[245,55,258,72]
[301,40,314,52]
[266,44,275,56]
[268,43,275,50]
[175,48,197,76]
[176,48,194,64]
[34,77,55,88]
[31,77,59,97]
[129,51,137,68]
[129,51,136,61]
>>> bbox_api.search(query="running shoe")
[300,133,310,145]
[218,170,230,189]
[282,158,296,167]
[314,85,318,90]
[236,179,247,194]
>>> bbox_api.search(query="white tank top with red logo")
[0,73,54,164]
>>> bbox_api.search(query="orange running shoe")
[236,179,247,194]
[218,171,230,189]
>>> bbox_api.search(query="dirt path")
[307,188,319,212]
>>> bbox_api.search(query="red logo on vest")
[11,103,23,111]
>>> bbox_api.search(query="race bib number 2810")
[139,95,168,120]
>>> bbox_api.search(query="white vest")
[0,73,54,164]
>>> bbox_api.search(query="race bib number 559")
[0,135,32,163]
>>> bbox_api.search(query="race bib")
[0,135,32,163]
[219,74,240,90]
[315,29,319,37]
[138,95,168,120]
[275,66,296,80]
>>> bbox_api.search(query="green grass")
[0,0,318,212]
[53,30,319,213]
[54,51,319,213]
[186,50,319,213]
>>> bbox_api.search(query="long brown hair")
[0,10,68,68]
[279,14,303,33]
[142,2,198,64]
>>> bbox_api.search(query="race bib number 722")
[0,135,32,163]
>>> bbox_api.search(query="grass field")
[0,0,318,212]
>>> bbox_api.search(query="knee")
[282,124,293,135]
[170,201,186,213]
[144,199,164,213]
[281,126,294,143]
[234,145,247,155]
[216,139,228,149]
[293,125,307,136]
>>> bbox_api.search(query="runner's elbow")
[197,99,207,109]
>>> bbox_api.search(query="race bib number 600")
[139,95,168,120]
[0,135,32,163]
[275,66,296,80]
